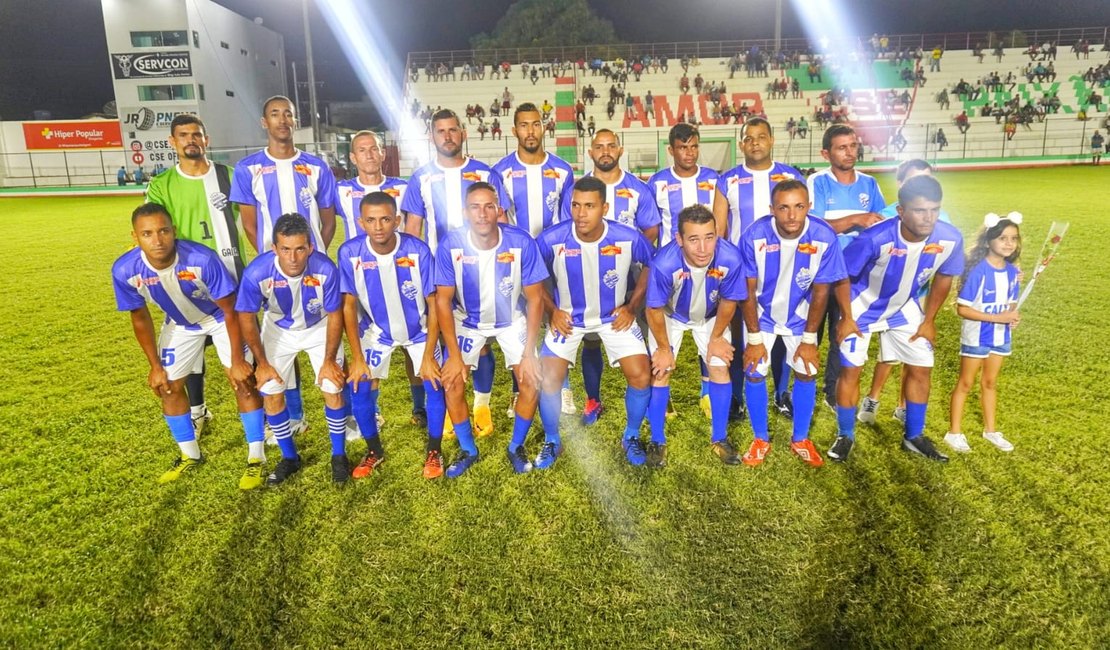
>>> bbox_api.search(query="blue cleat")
[445,451,479,478]
[581,398,604,426]
[623,436,647,466]
[507,445,533,474]
[534,442,562,470]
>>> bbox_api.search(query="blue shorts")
[960,341,1012,358]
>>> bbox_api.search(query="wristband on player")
[801,331,818,345]
[745,331,764,346]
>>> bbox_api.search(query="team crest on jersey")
[602,268,621,289]
[923,243,945,254]
[498,276,515,297]
[916,267,934,287]
[461,172,482,182]
[615,188,633,199]
[304,275,321,287]
[293,164,313,176]
[299,186,314,209]
[707,268,726,279]
[306,298,323,315]
[191,287,211,301]
[858,193,871,209]
[545,190,560,214]
[177,270,197,281]
[795,267,814,292]
[600,245,622,256]
[798,243,818,255]
[496,252,515,263]
[401,279,419,300]
[396,256,416,268]
[209,192,228,211]
[617,211,634,226]
[697,181,715,191]
[709,289,719,304]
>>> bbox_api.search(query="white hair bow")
[984,211,1023,227]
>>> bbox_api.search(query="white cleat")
[345,416,361,442]
[191,408,213,439]
[506,392,519,419]
[561,387,577,415]
[858,396,879,424]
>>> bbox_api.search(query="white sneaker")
[892,406,906,424]
[982,431,1014,452]
[944,432,972,453]
[345,416,361,442]
[561,387,577,415]
[289,419,310,436]
[506,392,519,419]
[858,396,879,424]
[191,407,213,438]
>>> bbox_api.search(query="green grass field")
[1,167,1108,648]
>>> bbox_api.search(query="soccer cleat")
[647,442,667,468]
[742,438,771,467]
[446,451,479,478]
[902,435,949,462]
[858,396,880,424]
[581,399,604,426]
[710,439,741,465]
[191,408,213,439]
[827,435,855,462]
[561,387,577,415]
[982,431,1014,452]
[266,457,303,485]
[699,394,712,419]
[623,436,647,466]
[892,406,907,424]
[422,449,444,479]
[944,432,972,453]
[822,393,837,413]
[351,450,384,479]
[474,405,494,438]
[159,455,203,484]
[534,442,562,470]
[505,393,519,419]
[790,439,825,467]
[345,416,362,442]
[728,405,747,423]
[507,445,533,474]
[410,408,428,427]
[666,399,678,420]
[774,393,793,418]
[289,419,310,436]
[239,459,265,490]
[331,454,351,484]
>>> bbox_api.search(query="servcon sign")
[111,51,192,79]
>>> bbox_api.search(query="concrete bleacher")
[400,42,1108,175]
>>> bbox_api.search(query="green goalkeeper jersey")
[145,162,247,279]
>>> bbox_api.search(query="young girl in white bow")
[946,212,1023,452]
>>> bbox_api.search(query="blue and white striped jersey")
[647,166,719,246]
[717,162,803,244]
[647,238,746,325]
[492,152,575,237]
[338,233,435,347]
[229,149,337,252]
[335,177,408,243]
[235,251,341,331]
[112,240,236,330]
[400,158,507,253]
[958,258,1020,347]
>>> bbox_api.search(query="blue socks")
[708,380,731,442]
[791,378,817,443]
[165,413,195,443]
[349,381,379,441]
[423,380,445,445]
[510,414,532,449]
[285,385,304,421]
[582,346,603,401]
[539,389,562,445]
[454,419,477,455]
[648,386,670,444]
[474,349,494,394]
[410,382,426,411]
[904,400,927,440]
[240,408,265,444]
[837,405,857,439]
[266,407,299,459]
[325,405,348,456]
[623,385,651,439]
[745,377,770,441]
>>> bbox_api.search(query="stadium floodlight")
[312,0,427,161]
[788,0,855,58]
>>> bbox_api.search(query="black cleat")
[710,438,741,465]
[331,454,351,484]
[827,435,854,462]
[266,456,303,485]
[902,435,949,462]
[774,392,794,418]
[410,408,428,427]
[647,442,667,468]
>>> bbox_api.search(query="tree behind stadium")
[470,0,621,51]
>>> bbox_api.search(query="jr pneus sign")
[120,107,193,132]
[111,51,192,79]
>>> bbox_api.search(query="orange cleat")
[422,449,444,479]
[790,439,825,467]
[352,451,384,479]
[742,438,771,467]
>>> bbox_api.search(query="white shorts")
[745,331,816,377]
[452,317,527,369]
[543,320,648,367]
[258,321,344,395]
[839,326,935,369]
[359,324,439,380]
[158,316,248,381]
[646,316,730,368]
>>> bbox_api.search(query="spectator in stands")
[530,67,539,85]
[993,43,1005,62]
[625,93,635,119]
[694,73,704,94]
[791,78,801,98]
[786,116,797,139]
[577,118,585,138]
[491,118,502,140]
[929,46,943,72]
[465,105,475,124]
[117,165,129,185]
[541,100,552,121]
[680,74,690,94]
[681,55,690,73]
[502,88,513,113]
[955,111,970,134]
[545,118,555,137]
[133,165,145,185]
[1091,131,1104,164]
[797,116,809,139]
[645,91,655,119]
[807,60,822,83]
[1004,117,1017,140]
[890,127,907,152]
[587,116,596,137]
[576,99,586,121]
[607,99,616,120]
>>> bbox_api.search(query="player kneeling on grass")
[829,175,964,463]
[237,214,349,486]
[946,212,1023,453]
[738,180,847,467]
[434,182,549,477]
[536,176,655,468]
[339,191,448,480]
[112,203,266,487]
[645,204,745,468]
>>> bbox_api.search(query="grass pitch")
[1,167,1108,648]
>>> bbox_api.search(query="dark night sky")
[0,0,1105,121]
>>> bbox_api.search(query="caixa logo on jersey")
[112,52,192,79]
